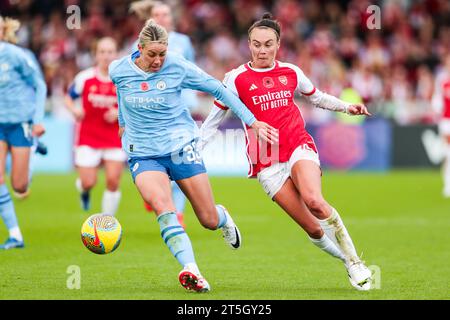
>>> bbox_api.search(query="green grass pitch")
[0,170,449,300]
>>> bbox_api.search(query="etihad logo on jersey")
[125,96,165,104]
[87,93,117,108]
[125,96,165,110]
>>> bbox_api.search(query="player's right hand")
[250,120,279,145]
[118,127,125,138]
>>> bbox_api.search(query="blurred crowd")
[1,0,449,125]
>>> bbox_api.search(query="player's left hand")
[32,124,46,137]
[347,103,371,116]
[104,108,119,123]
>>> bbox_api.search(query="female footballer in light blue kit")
[0,16,47,250]
[1,16,48,196]
[109,19,278,292]
[129,0,198,227]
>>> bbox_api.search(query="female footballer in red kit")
[200,13,373,290]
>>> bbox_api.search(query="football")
[81,214,122,254]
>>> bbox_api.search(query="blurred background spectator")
[1,0,449,125]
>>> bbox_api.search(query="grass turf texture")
[0,170,448,300]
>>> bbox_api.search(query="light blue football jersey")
[0,42,47,124]
[109,51,256,158]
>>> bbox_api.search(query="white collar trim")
[247,61,277,72]
[128,54,154,78]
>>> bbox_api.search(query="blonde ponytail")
[138,18,168,48]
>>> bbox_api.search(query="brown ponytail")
[248,12,281,40]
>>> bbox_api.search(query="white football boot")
[218,205,242,249]
[346,260,372,291]
[178,268,210,293]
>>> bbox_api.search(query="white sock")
[102,190,121,216]
[318,208,360,264]
[75,178,85,193]
[184,262,200,276]
[444,146,450,195]
[309,234,346,262]
[9,226,23,242]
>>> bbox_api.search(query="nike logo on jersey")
[249,84,258,91]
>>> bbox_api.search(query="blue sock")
[171,182,186,213]
[216,205,228,229]
[0,184,19,231]
[158,211,195,267]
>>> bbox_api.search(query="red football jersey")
[71,67,121,148]
[441,80,450,119]
[215,61,318,177]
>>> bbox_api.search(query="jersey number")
[183,141,202,163]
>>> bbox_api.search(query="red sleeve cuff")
[301,87,316,96]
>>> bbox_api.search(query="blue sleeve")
[67,83,80,99]
[18,52,47,124]
[180,59,256,126]
[108,60,119,85]
[185,38,195,62]
[109,61,125,127]
[116,90,125,127]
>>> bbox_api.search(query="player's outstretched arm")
[346,103,371,116]
[294,64,371,116]
[306,90,371,116]
[181,59,278,144]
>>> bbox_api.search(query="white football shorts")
[257,144,321,199]
[74,145,127,167]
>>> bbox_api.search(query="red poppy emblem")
[263,77,274,88]
[141,82,149,91]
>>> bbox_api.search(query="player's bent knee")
[147,197,173,214]
[81,179,97,191]
[304,196,328,218]
[12,182,29,194]
[106,181,120,192]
